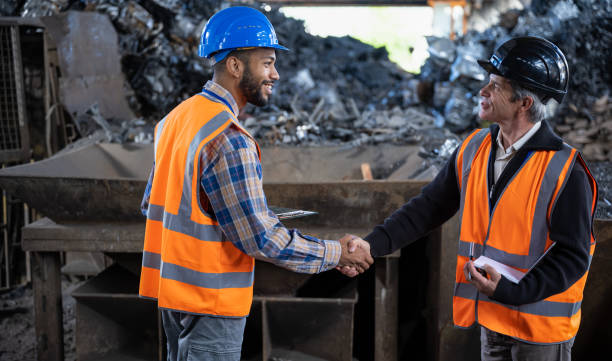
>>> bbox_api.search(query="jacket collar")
[488,119,563,152]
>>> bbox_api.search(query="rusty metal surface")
[0,143,151,221]
[21,180,419,361]
[40,11,135,121]
[264,181,427,230]
[71,264,158,361]
[0,17,44,27]
[1,145,426,223]
[69,259,357,361]
[263,295,356,361]
[374,258,398,361]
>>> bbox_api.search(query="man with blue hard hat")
[138,6,373,360]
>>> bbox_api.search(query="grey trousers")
[481,327,573,361]
[161,309,247,361]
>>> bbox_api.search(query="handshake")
[336,234,374,278]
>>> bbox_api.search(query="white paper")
[472,256,525,284]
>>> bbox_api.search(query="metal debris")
[19,0,68,18]
[7,0,611,165]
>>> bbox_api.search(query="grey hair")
[509,81,547,123]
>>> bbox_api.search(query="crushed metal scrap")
[6,0,612,163]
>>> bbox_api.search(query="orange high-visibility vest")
[453,128,597,344]
[139,92,260,317]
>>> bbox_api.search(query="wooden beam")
[32,252,64,361]
[361,163,373,180]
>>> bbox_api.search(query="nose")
[480,83,490,97]
[270,65,279,81]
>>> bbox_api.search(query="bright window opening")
[280,6,434,74]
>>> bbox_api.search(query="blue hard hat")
[199,6,289,63]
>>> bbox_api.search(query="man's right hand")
[337,234,374,276]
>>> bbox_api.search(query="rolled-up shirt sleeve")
[200,137,340,274]
[141,163,155,217]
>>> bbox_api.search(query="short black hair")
[213,49,254,74]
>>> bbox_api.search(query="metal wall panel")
[0,24,28,163]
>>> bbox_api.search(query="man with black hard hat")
[340,36,598,360]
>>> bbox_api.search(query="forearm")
[240,220,341,273]
[492,243,589,305]
[366,152,461,257]
[202,144,340,273]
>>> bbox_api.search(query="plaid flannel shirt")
[142,81,340,273]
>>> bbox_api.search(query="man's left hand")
[463,261,501,297]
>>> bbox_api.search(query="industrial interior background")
[0,0,610,360]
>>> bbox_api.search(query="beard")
[239,66,270,107]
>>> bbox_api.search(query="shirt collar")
[496,121,541,155]
[203,80,240,117]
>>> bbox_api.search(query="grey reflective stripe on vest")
[479,294,582,318]
[148,203,222,241]
[454,283,582,318]
[458,240,537,269]
[483,145,573,269]
[455,281,478,300]
[547,144,579,232]
[141,252,253,289]
[147,204,164,222]
[457,240,483,259]
[456,137,576,269]
[163,211,223,242]
[458,129,490,192]
[143,251,161,270]
[526,144,574,262]
[161,262,254,289]
[157,111,232,242]
[178,111,232,221]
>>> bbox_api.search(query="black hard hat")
[477,36,569,103]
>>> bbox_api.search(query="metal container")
[0,142,151,221]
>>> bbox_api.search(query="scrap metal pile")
[4,0,611,216]
[434,0,612,163]
[7,0,611,155]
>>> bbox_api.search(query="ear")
[225,56,244,79]
[521,95,534,113]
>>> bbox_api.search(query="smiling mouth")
[263,82,274,94]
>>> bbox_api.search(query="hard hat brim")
[211,44,290,63]
[477,59,502,76]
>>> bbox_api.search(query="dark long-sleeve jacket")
[365,120,596,306]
